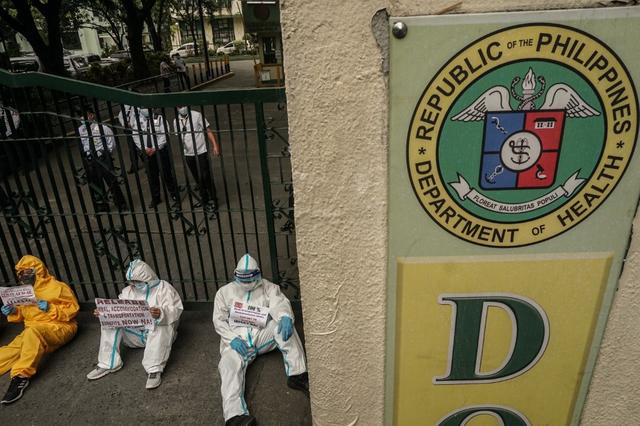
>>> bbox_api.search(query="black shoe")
[225,415,257,426]
[287,372,309,394]
[1,376,29,404]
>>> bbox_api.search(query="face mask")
[17,268,36,286]
[178,107,188,116]
[128,280,147,290]
[140,109,150,119]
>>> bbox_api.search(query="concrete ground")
[201,60,261,90]
[0,311,311,425]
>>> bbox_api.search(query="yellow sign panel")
[394,254,611,425]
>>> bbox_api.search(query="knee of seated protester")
[220,348,245,366]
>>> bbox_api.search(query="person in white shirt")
[130,108,179,209]
[0,102,20,211]
[173,55,190,89]
[173,106,220,209]
[78,106,127,212]
[86,259,184,389]
[116,103,142,174]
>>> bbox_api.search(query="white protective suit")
[96,259,183,373]
[213,254,307,421]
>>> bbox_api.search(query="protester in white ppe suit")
[213,254,309,426]
[86,259,183,389]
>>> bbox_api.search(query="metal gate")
[0,69,298,303]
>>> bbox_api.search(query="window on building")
[213,18,234,44]
[62,31,82,51]
[179,22,202,43]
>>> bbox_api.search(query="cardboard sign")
[230,300,269,328]
[0,285,37,306]
[95,298,154,330]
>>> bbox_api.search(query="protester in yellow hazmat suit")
[0,255,79,404]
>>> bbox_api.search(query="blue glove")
[37,300,49,312]
[1,305,16,316]
[230,337,249,357]
[278,316,294,341]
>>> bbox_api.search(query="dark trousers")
[178,71,190,89]
[0,132,26,210]
[86,153,127,212]
[185,153,216,205]
[125,130,141,170]
[145,147,178,203]
[163,77,171,93]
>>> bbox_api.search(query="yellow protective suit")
[0,255,79,378]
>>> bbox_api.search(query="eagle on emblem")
[451,68,600,120]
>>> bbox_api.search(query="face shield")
[234,269,262,291]
[17,268,37,286]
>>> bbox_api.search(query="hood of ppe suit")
[234,254,262,291]
[126,259,159,285]
[15,255,52,290]
[11,255,79,324]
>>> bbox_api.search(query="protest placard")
[229,300,269,328]
[0,285,37,306]
[95,298,155,330]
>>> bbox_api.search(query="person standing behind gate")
[174,105,220,209]
[0,102,20,211]
[86,259,183,389]
[160,60,172,93]
[131,108,179,209]
[117,103,142,174]
[173,55,190,90]
[78,106,127,212]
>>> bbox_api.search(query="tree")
[172,0,199,55]
[94,0,156,79]
[0,0,68,75]
[145,0,168,52]
[78,3,126,51]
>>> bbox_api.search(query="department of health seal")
[407,24,638,247]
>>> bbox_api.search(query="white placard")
[0,285,37,306]
[230,300,269,328]
[95,298,155,330]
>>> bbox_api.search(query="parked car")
[9,56,42,73]
[64,55,90,76]
[216,41,236,55]
[170,43,195,58]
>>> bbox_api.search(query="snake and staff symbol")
[491,116,507,134]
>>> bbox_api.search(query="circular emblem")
[407,24,638,247]
[501,131,541,171]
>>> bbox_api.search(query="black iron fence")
[0,69,297,304]
[115,56,232,93]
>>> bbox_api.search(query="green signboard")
[387,6,640,425]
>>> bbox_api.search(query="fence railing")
[115,56,232,93]
[0,69,297,304]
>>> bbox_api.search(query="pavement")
[201,60,260,90]
[0,311,311,425]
